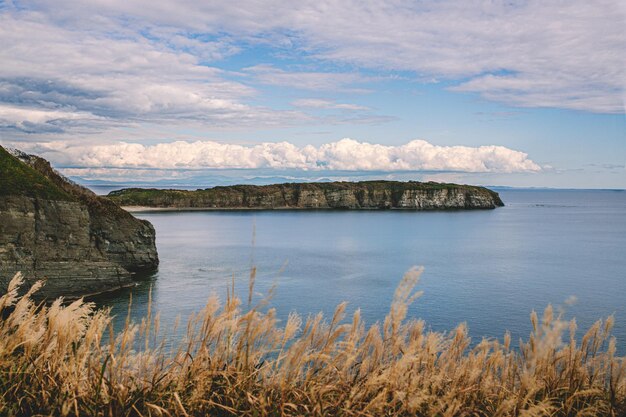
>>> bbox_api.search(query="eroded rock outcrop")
[108,181,504,210]
[0,146,158,299]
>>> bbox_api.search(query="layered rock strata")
[108,181,504,210]
[0,146,158,299]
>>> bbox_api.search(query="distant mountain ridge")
[0,146,159,299]
[108,181,504,210]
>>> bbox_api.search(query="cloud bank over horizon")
[13,138,540,174]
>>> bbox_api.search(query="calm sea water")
[94,189,626,353]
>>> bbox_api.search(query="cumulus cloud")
[17,139,540,173]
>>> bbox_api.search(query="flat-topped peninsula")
[107,181,504,210]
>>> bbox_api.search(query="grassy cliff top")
[109,180,499,196]
[0,146,74,201]
[107,180,504,208]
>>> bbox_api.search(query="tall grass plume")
[0,268,624,416]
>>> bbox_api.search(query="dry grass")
[0,268,624,416]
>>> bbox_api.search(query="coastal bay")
[97,188,626,355]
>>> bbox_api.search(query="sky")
[0,0,625,189]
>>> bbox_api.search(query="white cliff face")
[291,187,501,210]
[397,189,466,209]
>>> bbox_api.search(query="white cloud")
[10,0,624,114]
[0,0,623,174]
[0,10,307,134]
[16,138,540,173]
[0,105,97,125]
[0,104,105,133]
[243,65,373,93]
[292,99,369,111]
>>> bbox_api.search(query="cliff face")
[0,146,158,299]
[108,181,504,210]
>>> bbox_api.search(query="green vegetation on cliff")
[0,146,73,201]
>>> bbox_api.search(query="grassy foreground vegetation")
[0,269,624,416]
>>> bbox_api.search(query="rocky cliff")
[108,181,504,210]
[0,146,158,299]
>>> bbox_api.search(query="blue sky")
[0,0,624,188]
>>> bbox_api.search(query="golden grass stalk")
[0,268,624,416]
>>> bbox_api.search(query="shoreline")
[121,205,499,213]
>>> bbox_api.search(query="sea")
[90,189,626,354]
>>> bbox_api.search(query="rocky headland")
[0,146,158,299]
[108,181,504,210]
